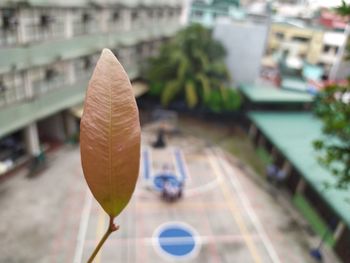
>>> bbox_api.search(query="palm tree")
[146,24,241,111]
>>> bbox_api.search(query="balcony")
[0,77,87,138]
[0,73,26,109]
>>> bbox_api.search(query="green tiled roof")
[281,77,309,93]
[239,83,313,103]
[249,111,350,228]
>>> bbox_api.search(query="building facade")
[0,0,182,175]
[266,22,348,79]
[189,0,240,26]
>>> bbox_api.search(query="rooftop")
[249,111,350,228]
[239,84,314,104]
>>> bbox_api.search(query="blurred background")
[0,0,349,263]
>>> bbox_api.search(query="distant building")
[213,19,269,85]
[319,8,349,30]
[265,21,348,80]
[0,0,182,175]
[189,0,241,26]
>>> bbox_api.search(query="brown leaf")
[80,49,141,217]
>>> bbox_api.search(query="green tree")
[313,1,350,188]
[313,85,350,188]
[146,24,241,111]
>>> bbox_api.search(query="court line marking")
[73,189,93,263]
[207,150,262,263]
[152,221,201,261]
[184,178,220,197]
[214,148,281,263]
[84,233,261,245]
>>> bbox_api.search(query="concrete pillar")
[23,71,33,99]
[64,111,78,138]
[99,9,109,33]
[282,160,291,174]
[17,8,27,44]
[123,9,131,32]
[24,123,41,156]
[296,178,306,194]
[333,221,345,243]
[67,61,75,85]
[65,10,73,38]
[248,123,257,139]
[271,146,278,161]
[258,134,266,148]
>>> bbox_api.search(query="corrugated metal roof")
[249,111,350,228]
[239,83,313,103]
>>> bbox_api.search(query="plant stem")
[87,216,119,263]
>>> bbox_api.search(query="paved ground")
[0,121,340,263]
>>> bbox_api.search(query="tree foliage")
[313,85,350,189]
[146,24,241,111]
[313,2,350,188]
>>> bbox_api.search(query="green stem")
[87,216,119,263]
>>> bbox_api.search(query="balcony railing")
[25,22,66,43]
[32,74,66,97]
[0,83,26,108]
[0,29,18,47]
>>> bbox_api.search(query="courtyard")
[0,117,340,263]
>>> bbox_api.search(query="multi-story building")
[266,21,348,79]
[0,0,182,175]
[189,0,240,26]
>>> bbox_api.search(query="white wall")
[213,20,269,85]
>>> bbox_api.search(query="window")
[2,9,17,30]
[82,13,92,24]
[0,9,18,46]
[131,11,138,21]
[323,45,339,54]
[291,36,310,43]
[0,72,25,108]
[193,10,203,18]
[73,10,97,35]
[23,9,65,43]
[275,32,284,40]
[40,14,54,28]
[74,55,99,81]
[31,63,67,96]
[323,45,331,53]
[112,11,119,21]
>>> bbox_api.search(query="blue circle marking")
[153,222,201,260]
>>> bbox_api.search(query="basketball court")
[68,126,313,263]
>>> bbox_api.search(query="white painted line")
[213,148,281,263]
[184,178,220,197]
[73,189,93,263]
[85,233,261,245]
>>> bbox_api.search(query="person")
[152,128,166,148]
[266,163,287,186]
[275,169,287,186]
[266,163,277,183]
[161,178,183,202]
